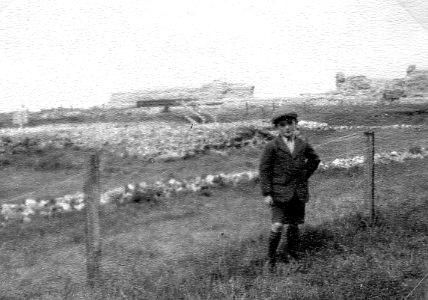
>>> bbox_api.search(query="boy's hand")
[263,195,273,206]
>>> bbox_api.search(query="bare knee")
[271,222,284,233]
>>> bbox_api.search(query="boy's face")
[277,119,297,138]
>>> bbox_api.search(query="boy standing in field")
[259,112,320,271]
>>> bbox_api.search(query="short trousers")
[271,193,306,225]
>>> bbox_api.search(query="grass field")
[0,101,427,299]
[0,157,426,299]
[1,125,426,204]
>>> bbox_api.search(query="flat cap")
[272,112,298,125]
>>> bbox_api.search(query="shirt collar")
[281,134,295,142]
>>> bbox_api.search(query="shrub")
[409,145,422,154]
[0,156,10,166]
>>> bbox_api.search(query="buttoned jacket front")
[259,135,320,203]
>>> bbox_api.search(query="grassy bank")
[0,102,426,299]
[102,198,426,299]
[0,157,426,299]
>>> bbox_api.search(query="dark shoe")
[287,250,303,260]
[267,258,276,273]
[276,251,290,264]
[264,257,276,273]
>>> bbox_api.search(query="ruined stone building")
[335,65,428,101]
[107,80,255,108]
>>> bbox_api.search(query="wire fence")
[1,119,426,297]
[2,127,424,207]
[1,133,362,203]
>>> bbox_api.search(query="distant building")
[107,80,255,108]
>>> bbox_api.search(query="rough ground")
[0,156,426,298]
[0,102,427,298]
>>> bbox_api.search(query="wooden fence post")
[84,151,102,293]
[272,101,276,116]
[245,101,249,116]
[364,131,375,225]
[162,105,170,113]
[261,106,265,119]
[12,108,29,129]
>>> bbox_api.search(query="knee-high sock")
[268,231,282,261]
[286,224,300,252]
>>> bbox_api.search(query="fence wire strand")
[404,273,428,300]
[314,132,362,149]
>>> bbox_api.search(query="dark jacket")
[259,135,320,203]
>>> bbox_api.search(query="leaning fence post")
[84,150,102,293]
[364,131,375,225]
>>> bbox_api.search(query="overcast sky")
[0,0,427,112]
